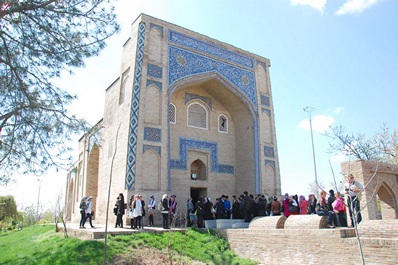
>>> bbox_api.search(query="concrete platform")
[65,223,186,240]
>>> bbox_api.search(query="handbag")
[127,209,134,218]
[289,205,299,212]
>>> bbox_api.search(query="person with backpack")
[147,195,156,227]
[79,196,87,229]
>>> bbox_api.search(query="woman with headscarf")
[298,195,308,215]
[161,194,169,229]
[79,196,87,228]
[332,191,347,227]
[169,195,177,227]
[282,193,291,217]
[203,197,214,221]
[308,194,317,214]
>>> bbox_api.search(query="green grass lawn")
[0,225,257,265]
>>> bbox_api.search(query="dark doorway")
[190,188,207,207]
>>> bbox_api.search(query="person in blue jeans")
[345,174,363,227]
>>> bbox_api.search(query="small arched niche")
[190,159,207,181]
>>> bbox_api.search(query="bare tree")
[325,124,398,164]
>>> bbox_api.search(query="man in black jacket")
[241,191,255,222]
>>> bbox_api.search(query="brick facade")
[65,14,281,225]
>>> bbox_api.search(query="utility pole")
[303,106,319,194]
[36,178,41,221]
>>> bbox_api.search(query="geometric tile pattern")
[169,30,254,69]
[143,127,161,142]
[150,23,163,35]
[170,138,234,174]
[168,46,257,108]
[143,144,161,156]
[126,22,146,191]
[184,92,212,110]
[147,63,162,79]
[261,108,271,116]
[265,159,276,168]
[146,79,162,91]
[264,146,275,158]
[260,94,270,107]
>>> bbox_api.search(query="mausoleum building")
[65,14,281,224]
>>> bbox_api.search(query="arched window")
[119,69,129,105]
[169,103,176,124]
[190,159,207,181]
[187,102,208,130]
[218,114,228,133]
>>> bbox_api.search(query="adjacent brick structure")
[341,160,398,221]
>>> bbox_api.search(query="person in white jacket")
[132,194,142,230]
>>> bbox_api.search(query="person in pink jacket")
[298,195,309,214]
[332,191,347,227]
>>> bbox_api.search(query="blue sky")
[2,0,398,208]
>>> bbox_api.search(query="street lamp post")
[36,178,41,221]
[303,106,319,194]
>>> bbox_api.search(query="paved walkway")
[65,222,187,239]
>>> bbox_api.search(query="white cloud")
[290,0,327,12]
[333,107,345,114]
[335,0,380,15]
[299,114,335,133]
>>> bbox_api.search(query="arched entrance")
[86,143,99,219]
[168,73,258,199]
[377,182,398,219]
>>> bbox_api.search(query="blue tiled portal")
[170,138,234,174]
[168,46,257,108]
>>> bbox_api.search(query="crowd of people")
[82,174,363,230]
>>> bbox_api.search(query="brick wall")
[218,217,398,265]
